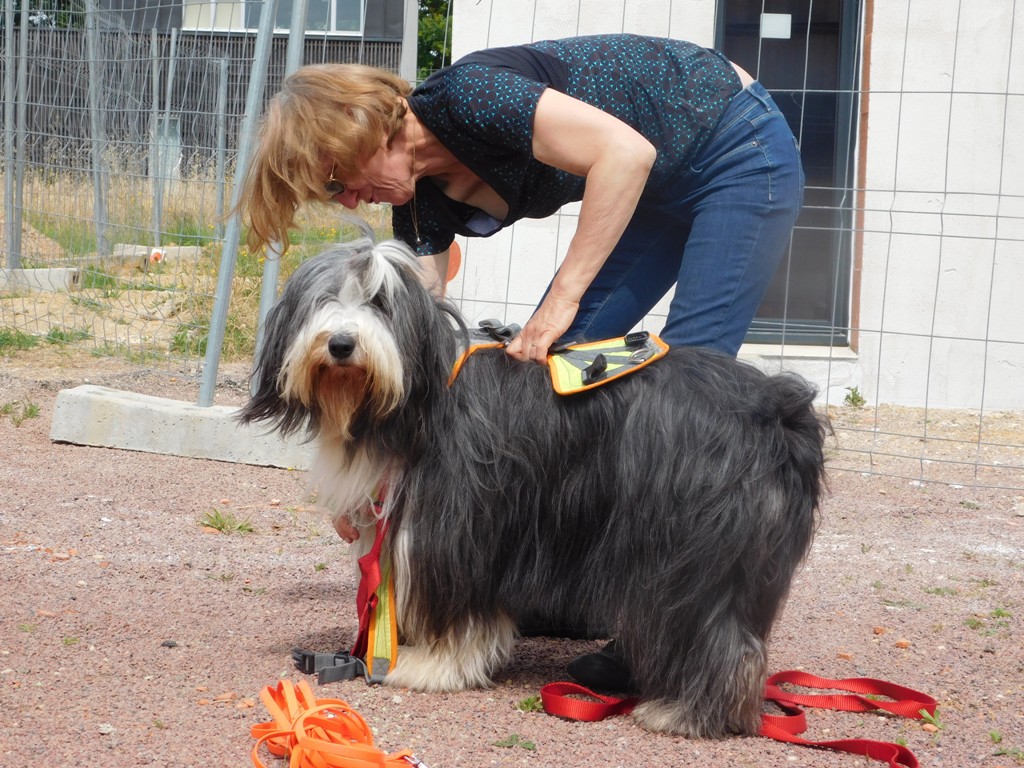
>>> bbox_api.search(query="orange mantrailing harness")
[449,325,670,394]
[250,679,429,768]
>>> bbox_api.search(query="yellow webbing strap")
[365,552,398,683]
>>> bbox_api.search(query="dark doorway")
[717,0,862,346]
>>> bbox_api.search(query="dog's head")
[238,227,458,442]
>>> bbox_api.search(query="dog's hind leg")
[385,613,517,692]
[618,578,797,734]
[631,626,766,738]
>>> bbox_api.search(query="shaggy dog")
[239,230,828,738]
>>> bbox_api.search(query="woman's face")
[324,136,414,209]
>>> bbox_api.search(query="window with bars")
[718,0,862,347]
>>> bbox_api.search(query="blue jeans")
[559,82,804,357]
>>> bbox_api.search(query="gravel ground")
[1,352,1023,768]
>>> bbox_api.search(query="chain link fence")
[1,5,397,373]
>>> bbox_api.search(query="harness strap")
[448,342,504,386]
[351,514,397,684]
[540,671,937,768]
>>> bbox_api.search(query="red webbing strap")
[760,670,937,768]
[540,682,638,721]
[541,671,936,768]
[351,514,389,661]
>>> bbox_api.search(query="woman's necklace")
[410,119,422,245]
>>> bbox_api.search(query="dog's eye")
[369,293,389,315]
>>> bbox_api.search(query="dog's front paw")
[384,644,493,692]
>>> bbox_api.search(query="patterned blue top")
[395,34,742,255]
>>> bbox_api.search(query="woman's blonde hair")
[237,63,412,254]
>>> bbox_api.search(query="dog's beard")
[313,365,367,441]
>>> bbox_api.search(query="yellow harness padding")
[448,333,669,395]
[547,333,669,394]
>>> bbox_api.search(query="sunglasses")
[325,163,345,197]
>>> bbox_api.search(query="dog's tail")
[759,372,829,476]
[754,372,830,567]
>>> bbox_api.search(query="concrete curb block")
[50,385,316,470]
[1,267,80,292]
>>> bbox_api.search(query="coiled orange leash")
[250,680,429,768]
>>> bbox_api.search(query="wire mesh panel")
[1,0,1021,491]
[0,4,399,372]
[438,0,1024,491]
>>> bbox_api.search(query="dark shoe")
[567,640,634,692]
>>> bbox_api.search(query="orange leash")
[250,680,429,768]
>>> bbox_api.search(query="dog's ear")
[236,274,318,436]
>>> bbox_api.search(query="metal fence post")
[214,58,229,238]
[197,0,279,407]
[149,29,161,248]
[84,0,110,256]
[3,0,19,268]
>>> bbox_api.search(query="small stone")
[98,723,114,735]
[894,638,911,649]
[160,640,178,649]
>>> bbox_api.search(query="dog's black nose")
[328,333,356,361]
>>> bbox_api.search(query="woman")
[240,33,804,365]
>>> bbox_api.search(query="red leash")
[351,515,389,662]
[541,670,937,768]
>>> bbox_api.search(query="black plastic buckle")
[478,318,521,342]
[581,353,608,385]
[292,648,367,685]
[624,331,650,347]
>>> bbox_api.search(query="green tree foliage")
[418,0,452,80]
[1,0,84,29]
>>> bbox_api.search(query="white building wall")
[447,0,1023,411]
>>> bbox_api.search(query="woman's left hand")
[506,293,580,364]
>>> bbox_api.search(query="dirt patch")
[0,212,66,262]
[0,256,217,359]
[1,355,1023,768]
[827,404,1024,490]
